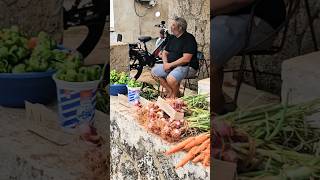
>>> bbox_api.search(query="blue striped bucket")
[53,75,100,129]
[127,86,141,104]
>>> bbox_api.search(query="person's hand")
[163,62,172,72]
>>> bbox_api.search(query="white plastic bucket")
[53,74,101,129]
[127,86,141,103]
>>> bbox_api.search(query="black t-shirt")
[231,0,286,29]
[165,32,199,70]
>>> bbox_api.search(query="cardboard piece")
[25,101,74,146]
[212,159,237,180]
[156,96,184,120]
[139,97,151,107]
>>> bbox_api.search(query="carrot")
[183,133,210,150]
[203,154,210,167]
[203,146,210,155]
[175,146,198,169]
[165,136,194,155]
[194,138,210,155]
[192,152,205,163]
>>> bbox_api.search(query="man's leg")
[166,75,179,98]
[211,15,250,113]
[151,64,172,96]
[158,77,173,96]
[166,66,192,98]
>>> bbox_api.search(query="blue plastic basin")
[110,84,127,96]
[0,70,57,107]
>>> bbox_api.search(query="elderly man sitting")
[151,16,198,98]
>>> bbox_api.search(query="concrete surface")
[220,74,280,109]
[282,50,320,105]
[0,0,63,42]
[0,106,108,180]
[63,25,109,65]
[110,42,130,72]
[110,96,209,180]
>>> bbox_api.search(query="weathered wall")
[110,96,210,180]
[0,0,63,41]
[110,42,129,72]
[113,0,169,45]
[230,0,320,95]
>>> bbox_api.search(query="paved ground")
[223,74,280,109]
[63,26,109,65]
[136,68,280,107]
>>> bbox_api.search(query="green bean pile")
[215,99,320,179]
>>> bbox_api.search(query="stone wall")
[110,96,210,180]
[113,0,169,47]
[230,0,320,95]
[0,0,64,41]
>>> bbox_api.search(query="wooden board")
[156,96,184,120]
[25,101,75,146]
[139,97,151,107]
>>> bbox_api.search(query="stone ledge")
[110,96,210,180]
[0,106,108,180]
[282,51,320,105]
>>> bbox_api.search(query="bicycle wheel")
[63,0,108,58]
[129,56,144,80]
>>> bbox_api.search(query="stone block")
[281,51,320,105]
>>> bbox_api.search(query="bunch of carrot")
[165,133,210,169]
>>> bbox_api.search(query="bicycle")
[129,21,172,80]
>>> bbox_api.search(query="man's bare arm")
[169,53,193,68]
[211,0,255,16]
[162,50,169,64]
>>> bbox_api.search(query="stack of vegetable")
[213,99,320,179]
[136,100,188,142]
[181,94,209,110]
[110,69,142,87]
[165,133,210,169]
[55,55,102,82]
[110,69,129,85]
[140,83,159,100]
[0,26,59,73]
[134,94,211,169]
[0,26,103,82]
[182,94,210,132]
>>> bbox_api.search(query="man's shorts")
[211,14,276,67]
[151,64,197,82]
